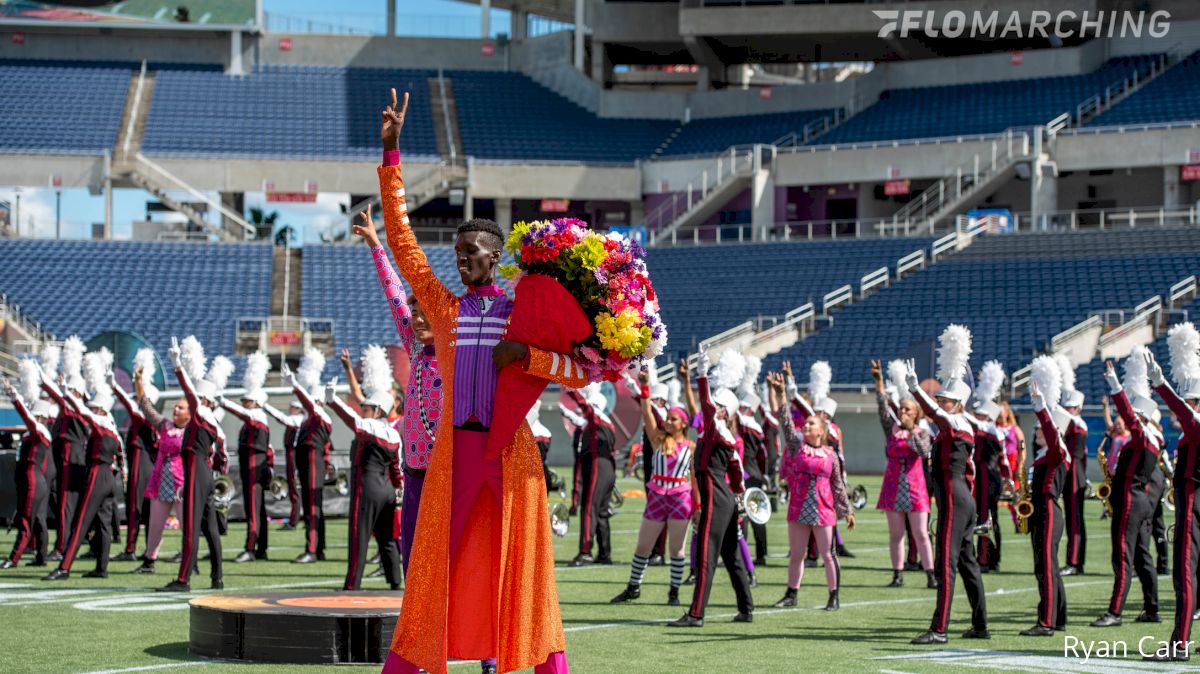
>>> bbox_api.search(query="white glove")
[280,361,296,388]
[168,336,182,368]
[696,350,711,377]
[105,370,116,389]
[1145,350,1166,388]
[1029,385,1045,412]
[622,372,640,397]
[324,378,337,404]
[1103,365,1121,395]
[785,377,799,400]
[903,359,920,391]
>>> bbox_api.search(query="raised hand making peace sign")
[381,88,410,150]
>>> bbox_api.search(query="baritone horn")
[213,474,236,514]
[269,475,289,501]
[849,484,868,511]
[742,487,772,525]
[549,502,570,537]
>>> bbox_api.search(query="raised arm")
[904,360,951,432]
[680,360,698,420]
[2,379,51,445]
[283,361,327,423]
[1103,360,1147,447]
[782,361,815,419]
[559,403,586,429]
[325,381,360,428]
[38,366,73,412]
[263,402,299,428]
[1145,350,1200,439]
[109,377,145,425]
[169,337,200,414]
[639,393,667,450]
[353,205,418,348]
[218,395,252,423]
[1031,382,1068,464]
[339,349,366,406]
[377,89,456,317]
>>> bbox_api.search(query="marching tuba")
[213,474,237,514]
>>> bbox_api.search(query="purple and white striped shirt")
[451,285,512,428]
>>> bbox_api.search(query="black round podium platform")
[189,591,403,664]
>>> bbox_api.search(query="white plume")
[40,345,60,379]
[83,347,113,398]
[1053,353,1076,393]
[738,355,762,398]
[808,361,832,403]
[179,336,207,382]
[206,355,235,392]
[887,359,911,401]
[666,378,683,408]
[18,358,41,402]
[975,360,1006,404]
[242,351,270,393]
[936,324,972,385]
[709,349,746,392]
[134,348,157,389]
[62,335,85,383]
[360,345,393,397]
[1123,345,1151,401]
[1030,355,1062,408]
[1168,322,1200,390]
[297,348,325,394]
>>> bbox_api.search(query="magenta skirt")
[644,487,693,522]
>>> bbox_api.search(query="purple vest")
[451,286,513,428]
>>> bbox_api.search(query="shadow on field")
[144,642,194,661]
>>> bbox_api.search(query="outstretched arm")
[559,403,586,429]
[2,379,51,445]
[169,337,200,414]
[218,395,251,423]
[325,381,360,428]
[1032,383,1068,465]
[110,378,146,425]
[494,343,591,389]
[263,402,298,428]
[339,349,366,406]
[1146,351,1200,439]
[355,207,417,348]
[377,89,455,318]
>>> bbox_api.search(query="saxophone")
[1016,455,1033,534]
[1095,436,1113,517]
[1159,450,1176,512]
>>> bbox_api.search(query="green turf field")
[0,474,1193,673]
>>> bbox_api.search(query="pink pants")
[381,651,568,674]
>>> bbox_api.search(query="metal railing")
[121,61,148,162]
[1050,315,1102,352]
[930,232,958,260]
[1097,296,1163,351]
[896,249,926,277]
[697,320,755,354]
[0,293,54,343]
[134,152,256,239]
[860,266,888,297]
[822,284,853,315]
[436,69,458,163]
[1170,276,1197,308]
[1074,46,1183,126]
[750,302,816,350]
[645,146,759,242]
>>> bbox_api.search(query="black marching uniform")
[1154,380,1200,658]
[172,367,226,589]
[113,385,157,559]
[972,420,1006,571]
[739,413,770,564]
[6,397,53,567]
[1097,389,1162,623]
[329,397,403,590]
[1062,416,1089,572]
[677,375,753,624]
[223,400,273,559]
[572,394,617,564]
[49,400,88,557]
[293,387,331,560]
[1027,407,1071,631]
[910,386,987,639]
[44,382,122,578]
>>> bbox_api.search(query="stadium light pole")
[55,189,61,239]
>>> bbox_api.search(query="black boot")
[773,588,798,608]
[666,613,704,628]
[835,544,855,558]
[610,584,641,603]
[911,631,947,645]
[667,587,680,606]
[1090,612,1122,627]
[42,569,69,581]
[887,570,903,588]
[824,589,839,611]
[233,551,255,564]
[112,551,137,563]
[926,571,939,589]
[0,559,15,570]
[1020,624,1054,637]
[682,571,696,585]
[134,559,155,574]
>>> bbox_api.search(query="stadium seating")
[143,64,441,159]
[646,237,935,360]
[0,239,273,384]
[762,228,1200,402]
[450,70,676,163]
[817,55,1161,145]
[654,108,840,157]
[1086,51,1200,127]
[0,59,133,154]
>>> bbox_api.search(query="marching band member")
[48,337,88,560]
[1145,327,1200,661]
[622,369,669,565]
[1055,355,1089,576]
[905,325,989,645]
[377,88,579,673]
[42,349,122,580]
[567,385,617,567]
[1,361,56,569]
[327,346,403,591]
[668,349,753,627]
[130,362,188,575]
[158,337,229,592]
[218,351,274,563]
[737,356,769,567]
[264,397,305,530]
[610,370,695,607]
[529,400,560,494]
[1092,348,1162,627]
[769,371,854,611]
[109,349,159,563]
[1019,356,1070,636]
[871,360,935,589]
[283,349,332,564]
[970,360,1010,573]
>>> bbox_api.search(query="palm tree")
[248,207,280,241]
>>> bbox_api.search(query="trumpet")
[849,484,868,511]
[1096,436,1113,517]
[1015,461,1033,535]
[213,474,236,514]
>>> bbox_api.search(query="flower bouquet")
[502,217,667,382]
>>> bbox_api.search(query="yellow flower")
[595,309,647,357]
[506,221,534,258]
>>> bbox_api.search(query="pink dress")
[779,415,849,527]
[643,439,694,522]
[874,392,932,513]
[145,425,184,503]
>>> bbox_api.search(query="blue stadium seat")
[1087,51,1200,127]
[0,59,133,154]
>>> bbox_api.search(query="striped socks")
[628,554,649,587]
[670,556,686,589]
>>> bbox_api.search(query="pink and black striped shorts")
[644,488,693,522]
